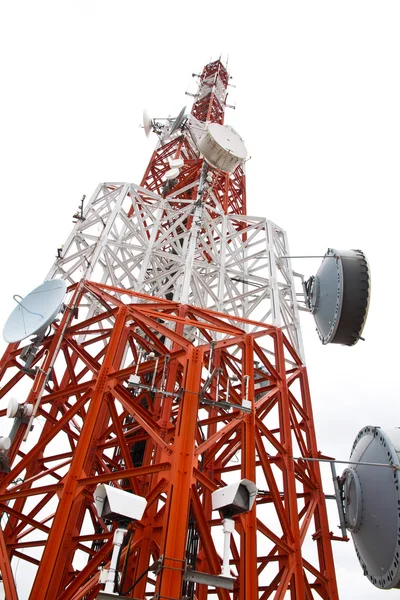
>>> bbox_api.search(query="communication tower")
[0,59,372,599]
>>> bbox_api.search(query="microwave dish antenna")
[305,248,370,345]
[169,106,187,135]
[198,123,247,173]
[7,397,19,419]
[165,167,180,181]
[3,279,67,343]
[143,110,153,137]
[341,426,400,589]
[169,158,184,169]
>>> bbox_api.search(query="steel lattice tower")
[0,60,339,599]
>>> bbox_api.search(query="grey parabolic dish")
[3,279,67,343]
[343,426,400,589]
[308,248,370,345]
[170,106,186,135]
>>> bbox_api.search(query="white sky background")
[0,1,399,598]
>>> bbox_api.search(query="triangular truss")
[0,283,337,599]
[47,183,305,359]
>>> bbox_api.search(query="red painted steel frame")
[138,60,247,215]
[0,59,339,599]
[0,282,338,599]
[191,60,228,124]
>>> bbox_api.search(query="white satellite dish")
[169,158,184,169]
[7,397,19,418]
[170,106,186,135]
[3,279,68,344]
[143,110,153,137]
[165,167,180,181]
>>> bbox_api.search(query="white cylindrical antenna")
[151,357,159,389]
[242,375,251,410]
[225,377,230,403]
[0,437,11,451]
[161,355,170,391]
[221,517,235,577]
[104,527,128,594]
[207,342,215,374]
[243,375,250,402]
[134,348,144,376]
[216,368,221,401]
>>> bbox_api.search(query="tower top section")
[191,59,229,124]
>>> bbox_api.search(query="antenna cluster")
[142,106,187,138]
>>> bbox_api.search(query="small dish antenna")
[3,279,68,344]
[7,397,19,419]
[143,110,153,137]
[169,158,184,169]
[169,106,187,136]
[6,397,32,419]
[0,437,11,451]
[165,167,180,181]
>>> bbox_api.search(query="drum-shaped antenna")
[0,437,11,451]
[143,110,153,137]
[165,167,180,181]
[169,158,184,169]
[306,248,370,345]
[198,123,247,173]
[342,426,400,589]
[169,106,186,135]
[6,397,19,419]
[3,279,67,343]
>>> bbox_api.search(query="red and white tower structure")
[0,59,339,599]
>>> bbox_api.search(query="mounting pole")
[221,518,235,577]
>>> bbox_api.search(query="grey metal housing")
[342,426,400,589]
[307,248,370,345]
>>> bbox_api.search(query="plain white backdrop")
[0,2,399,598]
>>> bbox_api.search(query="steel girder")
[45,182,304,360]
[0,282,338,599]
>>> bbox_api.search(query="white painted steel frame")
[46,182,305,360]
